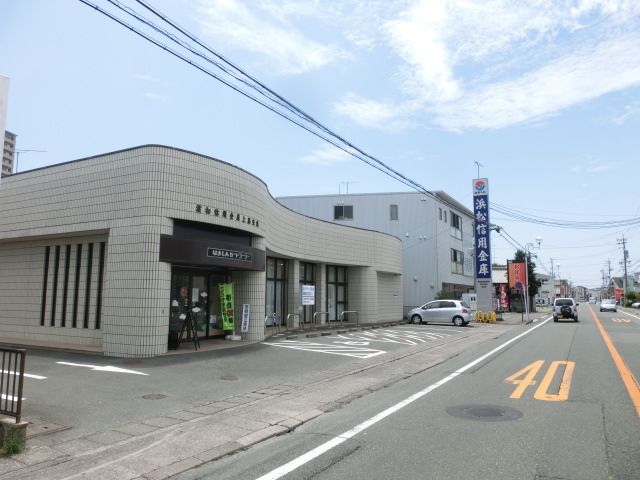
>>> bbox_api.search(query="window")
[451,249,464,274]
[334,205,353,220]
[390,204,398,221]
[443,211,447,223]
[450,212,462,239]
[326,265,348,321]
[266,257,288,325]
[439,208,442,221]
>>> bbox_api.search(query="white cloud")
[611,101,640,124]
[297,144,352,165]
[357,0,640,131]
[194,0,349,75]
[332,92,414,131]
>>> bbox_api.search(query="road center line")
[588,305,640,416]
[256,318,551,480]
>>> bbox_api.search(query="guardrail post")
[339,310,358,325]
[286,313,300,329]
[312,312,329,328]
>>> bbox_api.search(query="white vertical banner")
[241,304,250,333]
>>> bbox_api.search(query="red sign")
[508,262,526,289]
[500,285,509,310]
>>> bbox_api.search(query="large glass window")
[266,257,288,326]
[326,265,348,321]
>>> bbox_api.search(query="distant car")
[553,298,579,322]
[632,302,640,309]
[600,298,617,312]
[408,300,472,326]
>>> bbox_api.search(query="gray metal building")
[277,191,475,315]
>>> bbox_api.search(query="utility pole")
[618,236,629,302]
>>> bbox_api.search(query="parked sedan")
[408,300,472,326]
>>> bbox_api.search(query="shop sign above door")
[207,248,252,262]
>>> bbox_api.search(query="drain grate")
[446,404,523,422]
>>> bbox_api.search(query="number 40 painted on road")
[505,360,575,401]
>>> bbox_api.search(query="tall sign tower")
[472,178,494,312]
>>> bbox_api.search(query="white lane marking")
[256,318,552,480]
[1,369,47,379]
[265,341,385,359]
[56,362,148,375]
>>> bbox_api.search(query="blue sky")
[2,0,639,290]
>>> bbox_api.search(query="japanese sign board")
[241,304,250,333]
[508,262,526,290]
[219,283,235,330]
[302,285,315,305]
[473,178,494,312]
[473,178,491,279]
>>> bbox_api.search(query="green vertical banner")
[219,283,235,331]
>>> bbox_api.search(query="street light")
[524,236,543,323]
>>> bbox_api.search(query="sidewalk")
[0,312,548,479]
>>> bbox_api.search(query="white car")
[631,302,640,309]
[553,298,579,322]
[407,300,472,326]
[599,299,617,313]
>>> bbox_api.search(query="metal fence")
[0,348,26,423]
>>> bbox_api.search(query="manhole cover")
[446,404,523,422]
[142,394,167,400]
[221,375,238,381]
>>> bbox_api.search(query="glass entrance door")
[170,270,228,339]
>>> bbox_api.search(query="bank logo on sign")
[474,180,486,193]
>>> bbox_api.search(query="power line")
[491,202,640,229]
[79,0,439,201]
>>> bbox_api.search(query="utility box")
[461,293,477,311]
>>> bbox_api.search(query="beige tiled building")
[0,145,403,358]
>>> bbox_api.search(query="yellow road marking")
[534,361,574,401]
[506,360,543,399]
[589,304,640,416]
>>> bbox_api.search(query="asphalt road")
[174,304,640,480]
[19,323,481,444]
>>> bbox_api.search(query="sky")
[2,0,639,290]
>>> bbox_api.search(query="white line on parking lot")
[265,341,385,359]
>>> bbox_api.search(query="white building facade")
[277,191,475,315]
[0,146,403,358]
